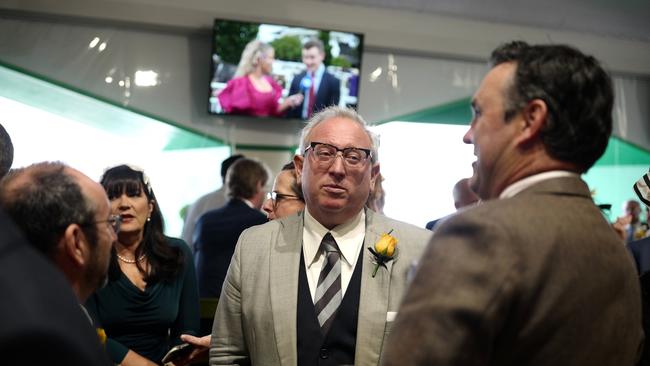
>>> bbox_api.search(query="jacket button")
[320,348,329,359]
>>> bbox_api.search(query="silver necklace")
[116,253,146,264]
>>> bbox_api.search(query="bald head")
[0,162,99,256]
[0,123,13,178]
[0,162,114,301]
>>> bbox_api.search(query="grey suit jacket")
[382,177,643,365]
[210,208,430,365]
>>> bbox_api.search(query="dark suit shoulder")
[0,212,110,365]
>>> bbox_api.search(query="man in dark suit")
[181,154,245,247]
[193,158,269,298]
[0,162,115,365]
[0,209,111,365]
[383,41,643,365]
[286,38,340,120]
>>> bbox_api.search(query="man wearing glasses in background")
[0,161,116,365]
[209,106,431,366]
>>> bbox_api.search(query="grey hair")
[298,106,380,163]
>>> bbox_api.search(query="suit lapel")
[355,209,393,365]
[270,212,304,365]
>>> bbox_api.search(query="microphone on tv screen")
[300,74,312,94]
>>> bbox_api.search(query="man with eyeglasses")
[210,106,431,366]
[0,161,114,365]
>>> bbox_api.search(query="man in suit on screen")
[286,38,341,120]
[382,41,643,365]
[209,106,430,365]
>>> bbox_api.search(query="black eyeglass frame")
[303,142,373,166]
[267,191,302,207]
[81,214,122,234]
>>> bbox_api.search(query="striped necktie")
[314,232,342,334]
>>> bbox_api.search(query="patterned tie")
[307,71,316,118]
[313,232,342,334]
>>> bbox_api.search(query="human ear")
[61,224,88,267]
[516,99,548,146]
[293,155,304,185]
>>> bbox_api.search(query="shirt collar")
[241,198,255,209]
[311,64,325,79]
[499,170,579,199]
[303,208,365,267]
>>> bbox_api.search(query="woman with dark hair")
[86,164,199,366]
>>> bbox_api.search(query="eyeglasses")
[266,192,302,207]
[304,142,372,168]
[82,215,122,234]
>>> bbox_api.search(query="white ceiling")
[324,0,650,42]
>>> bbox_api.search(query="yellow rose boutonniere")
[96,328,107,345]
[368,229,398,277]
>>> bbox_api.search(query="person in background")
[262,161,305,220]
[622,199,647,242]
[625,169,650,366]
[286,38,341,119]
[425,177,480,230]
[86,164,200,366]
[366,172,385,214]
[382,41,642,365]
[193,158,269,299]
[217,40,303,117]
[210,106,430,365]
[627,170,650,274]
[181,154,245,246]
[0,162,113,366]
[0,123,13,177]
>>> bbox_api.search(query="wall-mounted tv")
[209,19,363,120]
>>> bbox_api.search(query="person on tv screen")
[286,38,341,120]
[217,40,303,117]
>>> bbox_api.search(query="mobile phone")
[162,342,194,364]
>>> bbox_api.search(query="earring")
[147,216,151,222]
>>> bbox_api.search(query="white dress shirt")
[302,208,365,302]
[499,170,579,199]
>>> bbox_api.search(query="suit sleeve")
[380,214,521,365]
[210,231,250,365]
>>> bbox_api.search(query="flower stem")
[372,263,379,277]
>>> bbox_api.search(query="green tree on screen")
[318,31,332,66]
[213,21,259,64]
[270,36,302,62]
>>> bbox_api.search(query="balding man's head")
[0,123,13,178]
[0,161,115,301]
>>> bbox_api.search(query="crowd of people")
[1,40,650,366]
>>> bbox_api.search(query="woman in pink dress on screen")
[217,40,303,117]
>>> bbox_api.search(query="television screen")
[209,19,363,120]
